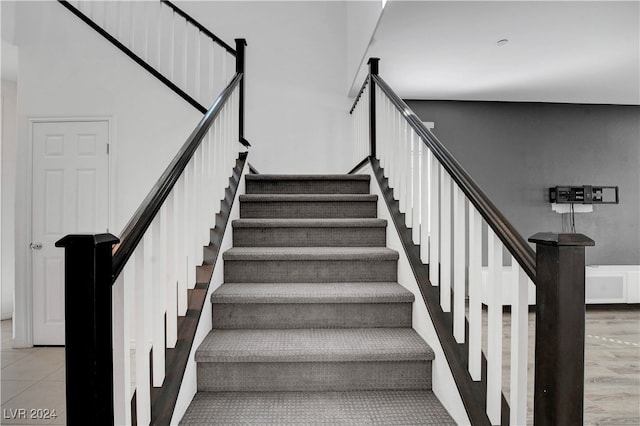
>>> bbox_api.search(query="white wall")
[178,1,354,174]
[8,0,203,345]
[346,0,384,95]
[1,80,17,320]
[1,2,20,322]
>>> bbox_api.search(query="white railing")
[64,0,236,111]
[112,82,241,425]
[351,72,534,425]
[55,2,247,423]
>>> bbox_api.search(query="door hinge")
[107,143,110,154]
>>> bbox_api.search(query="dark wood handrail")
[161,0,236,56]
[371,74,536,282]
[112,73,243,280]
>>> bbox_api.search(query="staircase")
[180,174,455,425]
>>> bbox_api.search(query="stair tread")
[180,390,455,425]
[240,194,377,201]
[246,174,370,181]
[232,218,387,228]
[195,328,434,363]
[223,246,399,261]
[211,282,414,304]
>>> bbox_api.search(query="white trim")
[22,115,115,347]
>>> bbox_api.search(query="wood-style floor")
[2,306,638,425]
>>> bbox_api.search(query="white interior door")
[32,120,109,345]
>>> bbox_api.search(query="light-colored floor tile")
[1,382,65,425]
[42,365,64,382]
[0,349,64,382]
[1,380,38,404]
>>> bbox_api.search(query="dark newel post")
[368,58,379,159]
[235,38,247,146]
[528,232,594,426]
[55,233,120,426]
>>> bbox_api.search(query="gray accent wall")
[406,100,640,265]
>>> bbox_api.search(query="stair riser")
[233,227,386,247]
[247,180,370,195]
[240,201,377,219]
[224,259,397,283]
[197,361,432,392]
[212,303,412,329]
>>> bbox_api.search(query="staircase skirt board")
[184,174,454,424]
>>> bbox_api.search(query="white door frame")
[21,116,116,347]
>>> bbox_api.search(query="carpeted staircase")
[180,174,455,425]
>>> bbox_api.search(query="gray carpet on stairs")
[181,391,456,425]
[180,174,455,425]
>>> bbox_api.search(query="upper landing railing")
[55,2,249,425]
[350,58,594,426]
[59,0,242,123]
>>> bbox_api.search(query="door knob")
[30,243,43,250]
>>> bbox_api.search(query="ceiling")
[361,1,639,105]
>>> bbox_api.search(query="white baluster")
[160,7,175,80]
[186,160,197,287]
[151,216,165,387]
[486,229,503,425]
[200,140,209,251]
[381,92,390,172]
[510,261,529,426]
[208,42,215,106]
[398,121,407,214]
[145,1,161,71]
[429,157,440,286]
[212,45,224,99]
[205,131,215,231]
[193,144,203,258]
[175,174,188,316]
[214,115,224,205]
[411,131,421,244]
[112,266,132,426]
[402,123,411,220]
[420,144,431,263]
[467,205,482,381]
[164,190,177,348]
[187,25,200,103]
[221,47,229,89]
[440,171,451,311]
[453,185,466,343]
[172,16,187,91]
[199,34,210,107]
[392,109,401,199]
[134,243,150,425]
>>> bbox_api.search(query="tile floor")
[1,306,638,425]
[0,321,65,425]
